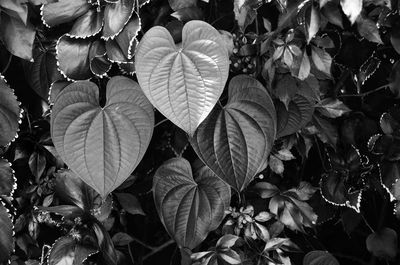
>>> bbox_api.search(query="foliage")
[1,0,400,265]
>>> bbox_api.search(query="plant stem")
[1,54,12,74]
[142,239,175,261]
[154,118,168,128]
[361,214,375,233]
[338,84,388,98]
[128,242,135,265]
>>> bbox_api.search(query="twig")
[154,118,168,128]
[142,239,175,261]
[131,236,155,250]
[128,242,135,265]
[338,85,388,98]
[360,214,375,233]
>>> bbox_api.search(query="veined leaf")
[51,76,154,197]
[153,158,231,249]
[102,0,135,40]
[0,76,20,147]
[303,250,339,265]
[40,0,91,28]
[190,75,276,192]
[0,201,13,264]
[135,20,229,136]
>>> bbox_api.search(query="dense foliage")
[1,0,400,264]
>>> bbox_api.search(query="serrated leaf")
[358,56,381,85]
[51,76,154,197]
[41,0,91,27]
[0,77,20,147]
[24,41,63,100]
[102,0,134,39]
[0,158,15,196]
[56,35,92,80]
[303,250,339,265]
[380,162,400,201]
[135,20,229,136]
[88,40,112,77]
[153,158,231,249]
[340,0,362,24]
[69,8,103,38]
[190,75,276,192]
[0,12,35,61]
[114,14,140,60]
[0,202,13,264]
[48,236,98,265]
[320,171,362,212]
[276,94,314,138]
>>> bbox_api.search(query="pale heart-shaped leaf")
[366,227,398,260]
[135,20,229,136]
[0,76,20,147]
[0,201,13,264]
[0,158,15,196]
[190,75,276,192]
[41,0,91,28]
[56,35,92,80]
[153,158,231,249]
[303,251,339,265]
[51,76,154,197]
[102,0,135,40]
[48,236,98,265]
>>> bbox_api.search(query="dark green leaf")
[190,75,276,192]
[0,202,13,264]
[28,150,46,181]
[115,192,145,216]
[88,40,112,77]
[40,0,91,27]
[153,158,231,249]
[69,8,103,38]
[275,74,297,109]
[168,0,196,11]
[48,236,98,265]
[317,98,350,118]
[0,158,15,196]
[357,16,383,44]
[366,228,398,260]
[311,46,332,77]
[102,0,134,40]
[171,7,204,22]
[0,76,20,147]
[303,250,339,265]
[112,232,133,246]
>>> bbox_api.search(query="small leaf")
[190,75,277,192]
[51,76,154,197]
[253,182,280,198]
[340,0,362,24]
[366,228,398,260]
[219,249,241,264]
[115,192,145,215]
[269,155,284,174]
[28,150,46,181]
[321,2,343,28]
[69,8,103,38]
[216,234,240,249]
[297,51,311,80]
[275,75,298,109]
[311,46,332,77]
[88,40,112,77]
[312,113,338,147]
[264,238,289,252]
[153,158,231,249]
[102,0,135,40]
[112,232,133,246]
[234,0,257,32]
[135,20,229,136]
[306,4,320,43]
[303,250,339,265]
[48,236,98,265]
[317,98,351,118]
[171,7,204,22]
[0,12,35,61]
[0,76,20,147]
[357,16,383,44]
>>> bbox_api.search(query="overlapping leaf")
[0,76,20,147]
[135,20,229,136]
[303,250,339,265]
[153,158,231,250]
[50,76,154,197]
[190,75,276,191]
[48,236,98,265]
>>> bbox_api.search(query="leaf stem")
[154,118,169,128]
[338,84,388,98]
[142,239,175,261]
[360,214,375,233]
[1,54,12,74]
[128,242,135,265]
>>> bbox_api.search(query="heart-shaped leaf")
[303,250,339,265]
[48,236,98,265]
[276,94,314,138]
[56,35,92,80]
[0,76,20,147]
[0,158,15,196]
[366,228,398,260]
[135,20,229,136]
[153,158,231,249]
[190,75,276,192]
[0,201,13,264]
[51,76,154,197]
